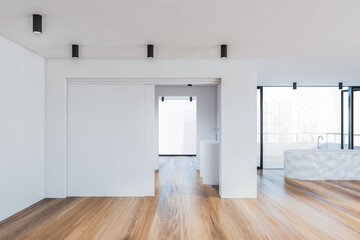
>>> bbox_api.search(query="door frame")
[341,89,349,149]
[257,86,263,169]
[341,86,360,149]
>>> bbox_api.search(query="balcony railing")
[256,132,360,144]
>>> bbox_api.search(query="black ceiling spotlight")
[147,44,154,58]
[188,84,192,87]
[339,82,343,89]
[32,14,42,34]
[161,96,164,102]
[293,82,297,90]
[190,96,193,102]
[72,44,79,59]
[221,44,227,58]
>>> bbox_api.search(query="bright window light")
[159,97,197,155]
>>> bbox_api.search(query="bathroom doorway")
[158,96,197,155]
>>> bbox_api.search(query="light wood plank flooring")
[0,156,359,240]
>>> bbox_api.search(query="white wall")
[155,86,217,170]
[258,59,360,86]
[67,82,155,196]
[46,58,257,198]
[0,36,45,221]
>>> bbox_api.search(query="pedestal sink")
[199,140,219,185]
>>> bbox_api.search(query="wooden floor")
[1,157,360,240]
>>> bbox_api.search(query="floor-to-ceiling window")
[159,96,197,155]
[353,89,360,149]
[259,87,341,168]
[345,87,360,149]
[341,89,349,149]
[257,87,263,168]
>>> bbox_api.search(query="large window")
[259,87,341,168]
[257,87,262,168]
[159,97,197,155]
[345,87,360,149]
[342,90,349,149]
[354,90,360,149]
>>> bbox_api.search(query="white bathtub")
[284,149,360,180]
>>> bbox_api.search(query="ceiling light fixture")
[221,44,227,58]
[147,44,154,58]
[72,44,79,58]
[32,14,42,34]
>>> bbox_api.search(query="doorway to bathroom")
[158,96,197,156]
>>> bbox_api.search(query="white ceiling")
[1,0,360,59]
[2,0,360,85]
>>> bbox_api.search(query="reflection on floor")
[0,156,359,239]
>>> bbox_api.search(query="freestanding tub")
[284,149,360,180]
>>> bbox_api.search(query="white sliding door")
[67,82,154,196]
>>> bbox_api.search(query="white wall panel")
[0,36,45,221]
[67,83,153,196]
